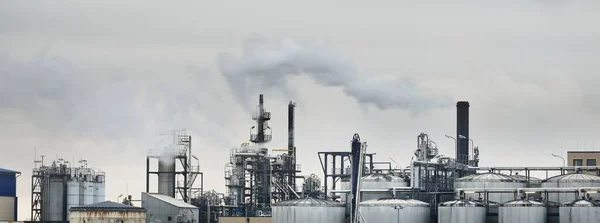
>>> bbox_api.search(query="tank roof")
[439,199,485,207]
[272,197,345,207]
[0,168,20,174]
[509,174,541,182]
[542,173,600,183]
[360,197,430,207]
[502,199,545,207]
[362,173,404,181]
[562,199,600,207]
[456,173,519,182]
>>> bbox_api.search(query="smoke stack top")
[218,39,452,113]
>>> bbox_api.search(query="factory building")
[31,158,106,221]
[69,201,146,223]
[0,168,19,221]
[142,192,199,223]
[568,151,599,167]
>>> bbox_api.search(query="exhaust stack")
[456,101,470,165]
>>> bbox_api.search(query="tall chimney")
[456,101,470,165]
[287,101,296,191]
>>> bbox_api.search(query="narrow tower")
[250,94,272,143]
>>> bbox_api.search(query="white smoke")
[217,39,452,114]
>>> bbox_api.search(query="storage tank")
[41,177,66,221]
[272,197,345,223]
[499,199,546,223]
[66,180,80,216]
[541,173,600,203]
[359,197,430,223]
[339,173,408,202]
[82,181,95,205]
[454,173,525,203]
[509,174,541,188]
[559,199,600,223]
[94,181,105,203]
[438,199,486,223]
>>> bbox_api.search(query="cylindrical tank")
[499,199,546,223]
[66,180,80,215]
[94,181,105,203]
[41,177,66,221]
[438,199,486,223]
[82,181,95,205]
[158,154,176,197]
[339,173,408,202]
[541,173,600,203]
[272,197,345,223]
[359,197,430,223]
[454,173,525,203]
[559,199,600,223]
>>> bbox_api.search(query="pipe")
[457,187,600,193]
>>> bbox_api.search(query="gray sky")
[1,1,600,220]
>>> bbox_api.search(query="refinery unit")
[2,94,600,223]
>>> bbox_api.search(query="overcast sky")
[1,1,600,220]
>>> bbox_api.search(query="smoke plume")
[217,39,452,113]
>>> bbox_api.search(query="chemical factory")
[2,94,600,223]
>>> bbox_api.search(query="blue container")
[0,168,18,197]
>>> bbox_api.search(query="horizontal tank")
[438,199,486,223]
[455,173,525,203]
[559,199,600,223]
[541,173,600,203]
[272,197,345,223]
[499,199,546,223]
[359,197,430,223]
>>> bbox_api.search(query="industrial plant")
[2,94,600,223]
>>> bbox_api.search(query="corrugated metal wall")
[0,196,16,221]
[0,172,16,196]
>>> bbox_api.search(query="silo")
[94,182,105,204]
[499,199,546,223]
[541,173,600,203]
[559,199,600,223]
[359,197,430,223]
[82,180,95,205]
[158,152,176,197]
[66,181,80,215]
[454,173,525,203]
[272,197,345,223]
[41,177,66,221]
[438,199,486,223]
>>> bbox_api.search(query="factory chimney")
[350,133,363,223]
[456,101,470,165]
[287,101,296,190]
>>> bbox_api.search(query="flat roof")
[143,193,198,209]
[568,151,600,154]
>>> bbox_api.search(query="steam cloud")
[217,39,452,113]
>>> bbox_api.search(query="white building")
[142,193,199,223]
[69,201,146,223]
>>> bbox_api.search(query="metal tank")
[66,180,80,216]
[541,173,600,203]
[94,181,105,203]
[158,151,176,197]
[559,199,600,223]
[339,173,408,202]
[499,199,546,223]
[272,197,345,223]
[438,199,486,223]
[509,174,542,188]
[359,197,430,223]
[454,173,525,203]
[82,180,95,205]
[41,177,66,221]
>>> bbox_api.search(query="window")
[587,159,597,166]
[573,159,583,166]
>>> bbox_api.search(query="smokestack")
[350,133,362,223]
[288,101,295,154]
[456,101,470,165]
